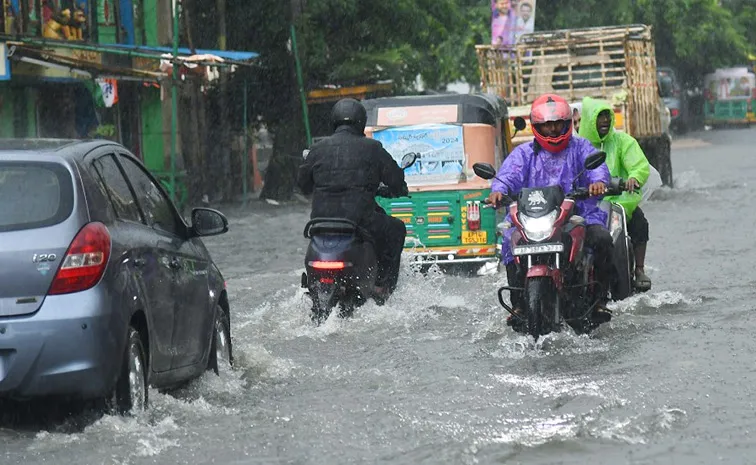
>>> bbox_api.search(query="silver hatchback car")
[0,139,233,413]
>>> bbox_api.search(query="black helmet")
[330,98,367,132]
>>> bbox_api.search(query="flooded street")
[3,128,756,464]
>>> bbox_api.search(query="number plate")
[461,230,487,244]
[512,243,564,256]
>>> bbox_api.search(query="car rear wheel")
[110,326,148,415]
[208,305,233,375]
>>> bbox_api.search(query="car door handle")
[168,258,181,270]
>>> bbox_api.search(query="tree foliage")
[297,0,464,91]
[726,0,756,56]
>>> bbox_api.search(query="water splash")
[609,290,702,315]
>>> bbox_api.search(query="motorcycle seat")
[304,218,374,243]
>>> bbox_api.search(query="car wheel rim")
[215,318,231,369]
[129,343,146,411]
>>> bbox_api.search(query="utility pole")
[217,0,230,201]
[217,0,227,50]
[291,0,311,145]
[169,0,179,203]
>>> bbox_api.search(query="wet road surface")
[2,127,755,464]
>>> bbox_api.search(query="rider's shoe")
[592,302,613,324]
[634,269,652,292]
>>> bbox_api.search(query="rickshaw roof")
[363,93,509,126]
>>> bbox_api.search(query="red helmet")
[530,94,573,153]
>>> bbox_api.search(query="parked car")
[0,139,233,414]
[657,67,689,133]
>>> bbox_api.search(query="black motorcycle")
[301,153,418,324]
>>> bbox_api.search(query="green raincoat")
[578,96,650,219]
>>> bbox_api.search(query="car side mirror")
[191,207,229,237]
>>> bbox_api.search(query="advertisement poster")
[704,67,755,100]
[373,124,465,186]
[492,0,536,47]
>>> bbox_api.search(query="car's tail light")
[308,261,348,270]
[467,201,481,231]
[49,222,111,295]
[670,108,679,118]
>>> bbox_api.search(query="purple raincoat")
[491,136,611,264]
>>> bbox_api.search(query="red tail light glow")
[309,261,347,270]
[49,222,111,295]
[670,108,679,118]
[467,201,481,231]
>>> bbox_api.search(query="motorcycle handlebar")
[567,187,590,200]
[484,183,614,208]
[604,177,628,196]
[482,196,513,210]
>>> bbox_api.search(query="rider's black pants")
[362,211,406,291]
[627,207,649,245]
[505,224,614,309]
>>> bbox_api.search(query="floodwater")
[3,128,755,464]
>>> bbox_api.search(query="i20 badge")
[32,253,58,276]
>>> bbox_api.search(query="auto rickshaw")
[362,93,518,272]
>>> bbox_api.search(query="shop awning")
[106,44,258,65]
[7,42,166,82]
[4,39,258,82]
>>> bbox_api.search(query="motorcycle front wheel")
[526,277,558,341]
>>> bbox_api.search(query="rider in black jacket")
[298,98,409,301]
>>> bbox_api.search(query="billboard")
[491,0,536,47]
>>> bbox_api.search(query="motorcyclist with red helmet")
[486,94,614,325]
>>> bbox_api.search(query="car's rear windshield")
[658,75,675,98]
[0,161,74,232]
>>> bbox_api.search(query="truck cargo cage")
[476,24,662,138]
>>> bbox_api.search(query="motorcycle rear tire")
[311,283,337,325]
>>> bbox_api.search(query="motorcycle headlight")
[519,210,558,242]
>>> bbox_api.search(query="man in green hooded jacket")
[578,96,652,291]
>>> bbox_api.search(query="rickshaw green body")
[704,67,756,126]
[362,94,513,266]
